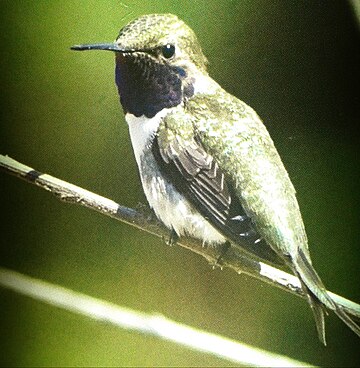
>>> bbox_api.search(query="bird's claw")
[211,241,231,270]
[166,229,179,246]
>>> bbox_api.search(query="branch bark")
[1,154,359,321]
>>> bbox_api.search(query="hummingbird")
[71,13,360,344]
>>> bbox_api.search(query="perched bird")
[72,13,360,344]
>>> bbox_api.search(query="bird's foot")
[165,228,179,247]
[211,241,231,270]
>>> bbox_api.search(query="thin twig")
[0,267,312,367]
[1,154,359,321]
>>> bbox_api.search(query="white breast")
[125,111,225,244]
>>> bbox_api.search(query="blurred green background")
[1,0,359,366]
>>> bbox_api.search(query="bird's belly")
[140,164,225,244]
[126,111,225,244]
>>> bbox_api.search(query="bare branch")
[0,267,312,367]
[1,154,360,321]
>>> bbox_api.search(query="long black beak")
[70,43,124,52]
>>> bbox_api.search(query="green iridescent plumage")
[72,13,360,345]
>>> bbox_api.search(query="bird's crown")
[115,14,208,71]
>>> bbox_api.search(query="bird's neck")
[115,52,220,119]
[115,54,196,118]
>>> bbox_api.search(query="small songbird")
[72,13,360,344]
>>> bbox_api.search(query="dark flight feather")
[152,134,283,265]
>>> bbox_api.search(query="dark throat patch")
[115,53,194,118]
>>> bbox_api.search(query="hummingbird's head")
[115,14,208,72]
[72,14,209,118]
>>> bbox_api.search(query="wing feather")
[152,132,282,264]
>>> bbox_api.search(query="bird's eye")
[161,44,175,59]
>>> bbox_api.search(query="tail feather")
[292,248,360,344]
[333,303,360,338]
[307,289,327,345]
